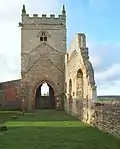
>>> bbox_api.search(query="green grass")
[97,96,120,101]
[97,98,116,101]
[0,110,120,149]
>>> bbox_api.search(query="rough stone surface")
[64,34,97,124]
[21,7,66,110]
[0,79,21,109]
[65,99,120,138]
[92,101,120,138]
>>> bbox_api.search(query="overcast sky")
[0,0,120,95]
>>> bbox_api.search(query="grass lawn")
[97,98,116,101]
[0,110,120,149]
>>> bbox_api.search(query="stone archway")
[35,81,55,109]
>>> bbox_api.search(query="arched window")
[69,79,72,95]
[44,36,47,41]
[40,32,47,42]
[76,69,83,99]
[40,37,43,41]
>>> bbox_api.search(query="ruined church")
[0,5,97,122]
[1,5,120,138]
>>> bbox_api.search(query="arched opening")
[69,79,72,96]
[35,82,55,109]
[40,36,43,41]
[44,36,47,41]
[40,31,47,42]
[76,69,83,99]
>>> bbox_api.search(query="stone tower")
[20,5,66,110]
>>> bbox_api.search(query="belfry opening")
[35,82,55,109]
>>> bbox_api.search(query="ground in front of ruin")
[0,110,120,149]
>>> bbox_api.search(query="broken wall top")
[67,33,96,86]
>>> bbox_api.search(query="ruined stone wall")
[0,79,21,109]
[92,101,120,138]
[65,99,120,138]
[64,98,88,121]
[65,33,97,124]
[64,32,120,138]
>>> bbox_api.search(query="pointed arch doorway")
[35,82,55,109]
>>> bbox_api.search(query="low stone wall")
[0,90,5,107]
[92,101,120,138]
[64,99,120,138]
[0,79,21,109]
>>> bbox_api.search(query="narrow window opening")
[40,36,43,41]
[44,36,47,41]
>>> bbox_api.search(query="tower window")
[40,37,43,41]
[40,32,47,41]
[44,37,47,41]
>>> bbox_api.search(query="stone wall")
[0,79,21,109]
[64,99,120,138]
[65,33,97,124]
[65,98,92,123]
[92,101,120,138]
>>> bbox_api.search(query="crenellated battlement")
[23,13,65,19]
[21,5,66,25]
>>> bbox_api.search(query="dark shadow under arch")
[35,82,55,109]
